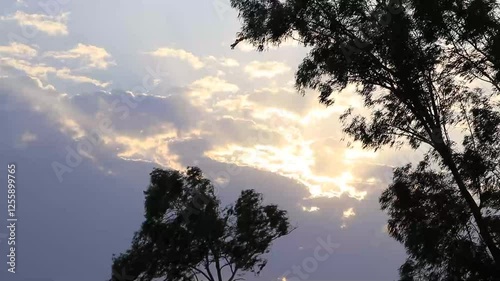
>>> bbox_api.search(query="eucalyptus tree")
[111,167,293,281]
[229,0,500,278]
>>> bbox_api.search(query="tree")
[230,0,500,278]
[380,98,500,280]
[110,166,293,281]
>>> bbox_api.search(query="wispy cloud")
[15,0,27,7]
[145,47,204,69]
[302,206,320,212]
[20,131,37,143]
[219,58,239,67]
[244,61,290,78]
[55,68,110,87]
[343,208,356,219]
[189,76,239,105]
[0,42,38,58]
[0,57,109,87]
[190,76,239,92]
[207,56,240,67]
[1,11,69,36]
[0,57,56,79]
[44,44,115,69]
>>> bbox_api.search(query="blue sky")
[0,0,422,280]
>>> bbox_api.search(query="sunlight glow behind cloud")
[205,142,367,200]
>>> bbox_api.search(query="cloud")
[344,145,378,161]
[55,68,110,87]
[20,131,37,143]
[0,57,56,79]
[244,61,290,78]
[219,58,240,67]
[202,116,285,147]
[0,43,112,89]
[145,47,204,69]
[254,86,295,94]
[112,131,184,170]
[200,92,374,201]
[219,58,239,67]
[1,11,69,36]
[205,142,368,200]
[0,42,38,58]
[0,57,109,87]
[189,76,239,105]
[190,76,239,92]
[235,41,255,52]
[16,0,28,7]
[206,56,239,67]
[249,86,314,115]
[173,76,382,202]
[343,207,356,218]
[302,206,320,212]
[57,85,366,202]
[0,4,408,278]
[44,44,115,69]
[0,74,407,281]
[213,94,253,112]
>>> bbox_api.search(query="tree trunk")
[437,145,500,268]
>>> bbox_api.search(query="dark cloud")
[0,76,404,281]
[66,86,205,138]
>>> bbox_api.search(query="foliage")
[111,167,293,281]
[230,0,500,279]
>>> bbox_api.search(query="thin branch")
[188,266,212,281]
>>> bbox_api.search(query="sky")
[0,0,429,280]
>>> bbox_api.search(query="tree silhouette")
[110,167,293,281]
[380,97,500,280]
[230,0,500,279]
